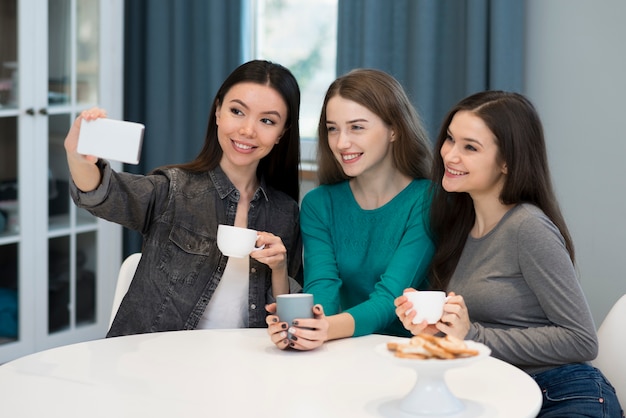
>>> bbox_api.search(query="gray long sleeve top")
[448,203,598,375]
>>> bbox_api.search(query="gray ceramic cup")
[276,293,314,326]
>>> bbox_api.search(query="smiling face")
[215,82,287,173]
[440,111,507,201]
[325,95,395,179]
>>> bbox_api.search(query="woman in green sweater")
[266,69,435,350]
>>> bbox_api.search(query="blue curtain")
[336,0,524,139]
[123,0,243,255]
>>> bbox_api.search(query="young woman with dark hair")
[395,91,623,417]
[65,60,304,337]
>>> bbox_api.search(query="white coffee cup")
[276,293,314,326]
[217,224,264,258]
[404,290,447,324]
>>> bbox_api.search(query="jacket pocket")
[157,224,215,285]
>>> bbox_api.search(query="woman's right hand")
[394,288,438,335]
[64,107,107,191]
[64,107,107,161]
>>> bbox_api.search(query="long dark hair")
[316,68,432,184]
[169,60,301,202]
[429,91,575,290]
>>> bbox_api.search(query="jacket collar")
[210,165,269,202]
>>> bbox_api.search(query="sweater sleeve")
[69,159,170,234]
[300,188,342,315]
[466,211,598,369]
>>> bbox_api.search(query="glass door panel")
[0,0,18,110]
[0,243,18,345]
[0,117,19,236]
[0,0,19,238]
[76,207,97,227]
[46,0,101,338]
[77,0,99,104]
[48,233,98,333]
[76,231,96,326]
[49,235,70,333]
[48,114,71,230]
[48,0,101,107]
[48,0,71,106]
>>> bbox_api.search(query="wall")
[525,0,626,326]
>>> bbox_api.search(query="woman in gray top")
[395,91,623,417]
[65,60,303,337]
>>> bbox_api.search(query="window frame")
[242,0,337,163]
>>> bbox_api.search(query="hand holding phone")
[77,118,145,164]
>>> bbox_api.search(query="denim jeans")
[532,363,624,417]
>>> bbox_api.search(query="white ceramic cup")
[404,290,447,324]
[217,224,264,258]
[276,293,314,326]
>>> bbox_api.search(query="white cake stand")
[376,339,491,416]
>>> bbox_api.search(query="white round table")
[0,329,541,417]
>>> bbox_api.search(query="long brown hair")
[316,68,432,184]
[429,91,575,290]
[167,60,301,202]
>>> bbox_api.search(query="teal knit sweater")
[301,179,435,337]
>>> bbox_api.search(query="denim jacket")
[70,160,303,337]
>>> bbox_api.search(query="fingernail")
[272,317,278,323]
[280,331,287,339]
[292,320,299,326]
[281,323,287,329]
[288,327,296,335]
[290,335,298,341]
[289,342,295,347]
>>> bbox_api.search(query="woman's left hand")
[251,232,287,272]
[287,304,329,350]
[435,292,471,339]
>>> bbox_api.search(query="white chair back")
[592,294,626,406]
[109,253,142,328]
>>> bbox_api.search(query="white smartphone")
[77,118,145,164]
